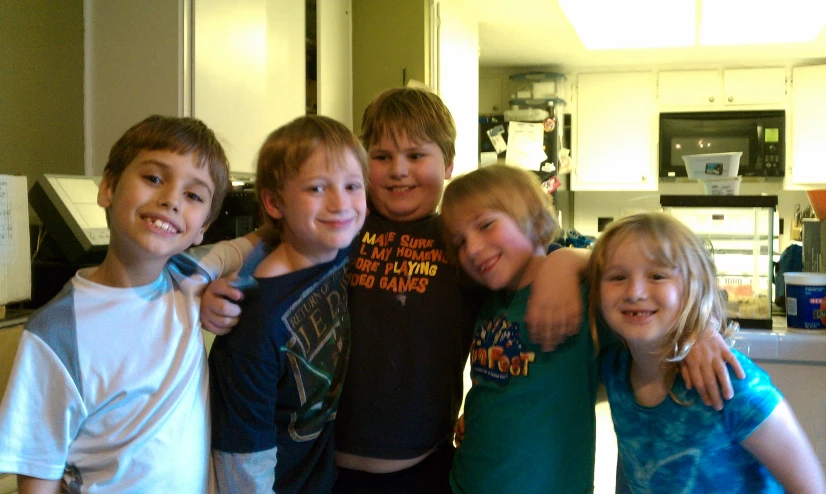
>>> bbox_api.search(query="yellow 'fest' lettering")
[472,345,535,376]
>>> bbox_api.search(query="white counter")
[735,317,826,467]
[735,317,826,363]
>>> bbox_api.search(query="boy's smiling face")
[367,132,454,222]
[261,146,367,264]
[98,149,214,267]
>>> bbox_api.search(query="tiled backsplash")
[560,182,809,253]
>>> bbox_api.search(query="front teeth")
[147,218,178,233]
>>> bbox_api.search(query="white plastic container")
[683,152,742,180]
[701,176,742,195]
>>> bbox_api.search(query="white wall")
[194,0,305,173]
[436,0,479,177]
[317,0,353,129]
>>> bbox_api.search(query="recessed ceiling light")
[558,0,695,49]
[701,0,826,45]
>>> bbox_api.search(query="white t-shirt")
[0,238,252,493]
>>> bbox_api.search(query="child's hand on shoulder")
[200,276,245,335]
[454,414,465,448]
[525,248,588,351]
[681,331,746,411]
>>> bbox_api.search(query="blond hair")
[440,165,558,264]
[255,115,369,233]
[587,212,731,386]
[360,87,456,163]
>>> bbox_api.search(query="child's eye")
[370,154,389,162]
[409,153,426,160]
[606,274,625,282]
[185,191,204,203]
[307,185,324,193]
[479,220,495,230]
[346,182,364,191]
[144,175,162,185]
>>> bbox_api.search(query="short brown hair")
[255,115,369,233]
[360,87,456,163]
[104,115,230,224]
[440,165,558,264]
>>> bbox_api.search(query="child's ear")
[97,172,114,208]
[192,223,209,246]
[444,159,455,180]
[260,189,284,220]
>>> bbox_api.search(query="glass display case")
[661,195,778,329]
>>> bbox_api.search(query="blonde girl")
[588,212,825,493]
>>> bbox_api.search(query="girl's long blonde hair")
[586,212,731,384]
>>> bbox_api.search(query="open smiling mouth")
[143,216,180,234]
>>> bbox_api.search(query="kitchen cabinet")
[789,64,826,184]
[658,68,786,109]
[658,70,720,107]
[571,71,657,191]
[723,68,786,106]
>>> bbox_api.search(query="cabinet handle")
[728,96,734,102]
[709,96,715,103]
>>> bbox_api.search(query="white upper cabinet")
[789,64,826,184]
[723,68,786,106]
[658,68,786,109]
[571,71,657,191]
[658,70,720,107]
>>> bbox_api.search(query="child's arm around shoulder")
[741,399,826,493]
[681,329,746,411]
[17,475,60,494]
[525,246,588,351]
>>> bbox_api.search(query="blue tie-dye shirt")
[601,346,783,494]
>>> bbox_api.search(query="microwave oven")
[659,110,785,179]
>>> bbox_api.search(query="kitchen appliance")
[661,195,778,329]
[802,218,826,273]
[659,110,785,179]
[479,72,568,172]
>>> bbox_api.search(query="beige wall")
[1,1,84,190]
[351,0,428,132]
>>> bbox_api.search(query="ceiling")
[476,0,826,70]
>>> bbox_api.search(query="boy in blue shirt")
[0,115,257,493]
[208,115,369,493]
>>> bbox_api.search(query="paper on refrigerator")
[504,121,546,171]
[0,175,31,305]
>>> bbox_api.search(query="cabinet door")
[790,64,826,184]
[572,72,657,191]
[658,70,720,107]
[723,68,786,106]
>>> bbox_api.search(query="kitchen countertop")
[735,316,826,364]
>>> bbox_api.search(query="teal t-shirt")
[450,285,607,494]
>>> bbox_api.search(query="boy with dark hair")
[0,115,257,493]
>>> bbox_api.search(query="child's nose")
[624,277,647,300]
[327,188,346,211]
[389,157,409,178]
[158,186,180,211]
